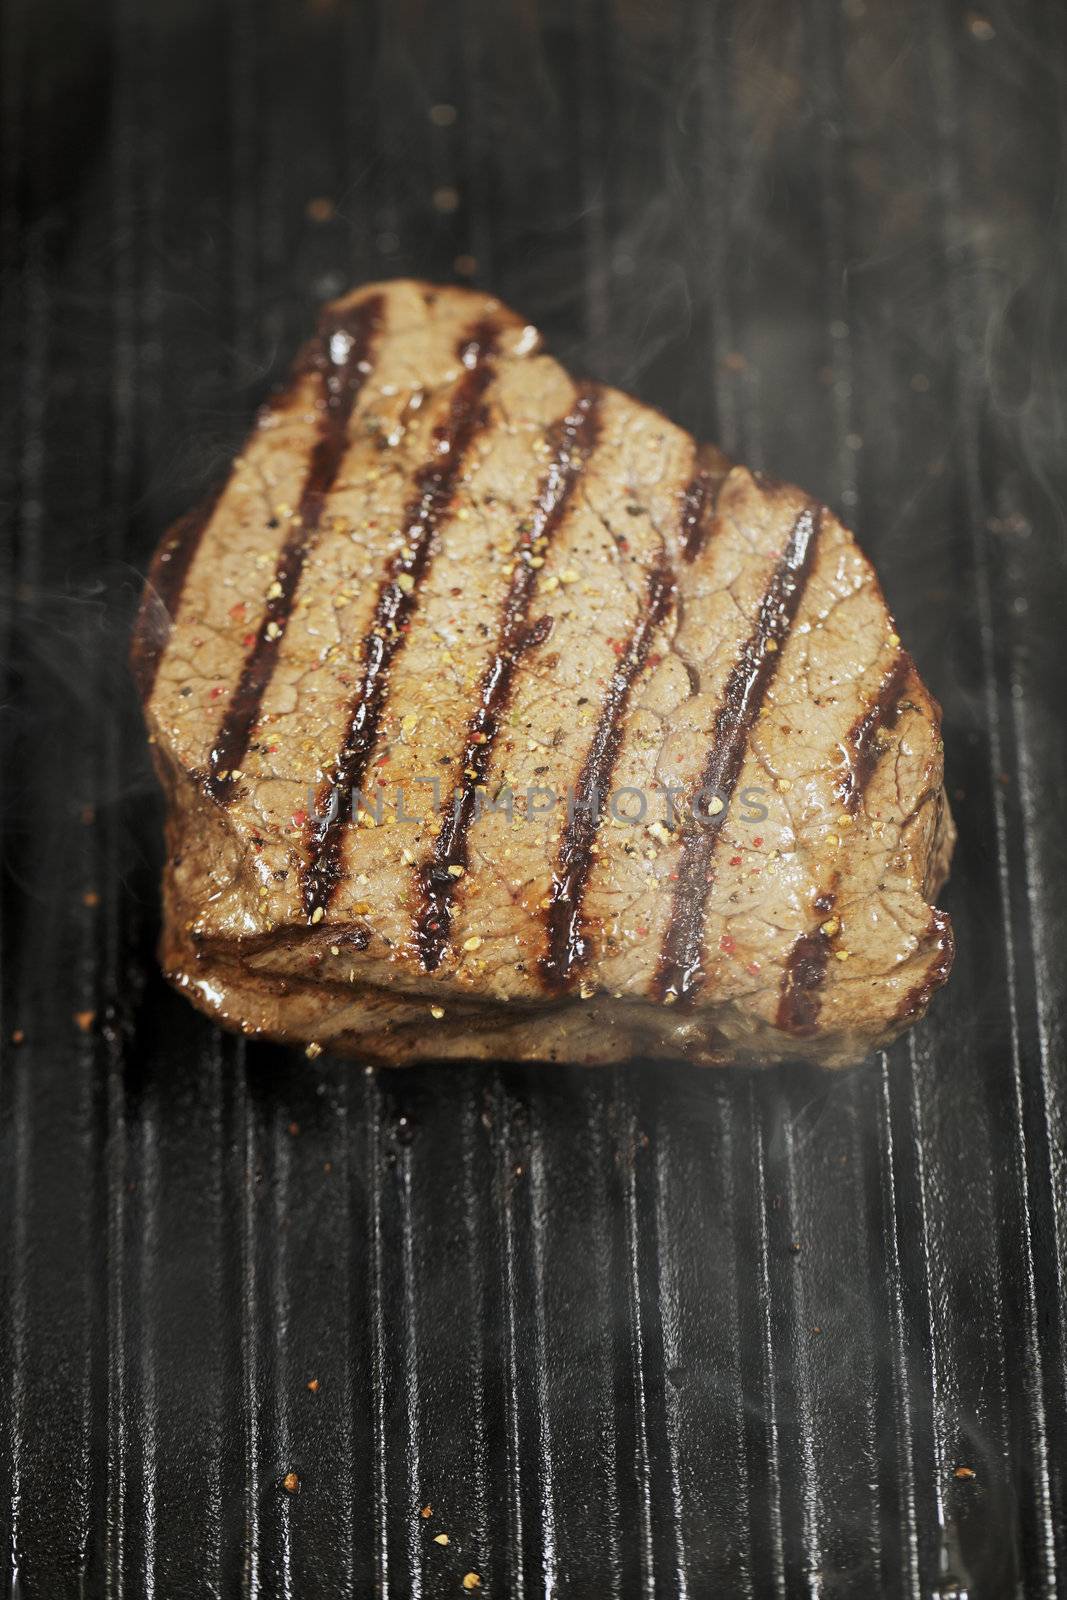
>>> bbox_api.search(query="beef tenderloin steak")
[133,279,954,1067]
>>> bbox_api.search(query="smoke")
[0,560,162,908]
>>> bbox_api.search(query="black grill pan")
[1,1,1066,1595]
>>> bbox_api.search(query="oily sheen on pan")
[133,280,954,1067]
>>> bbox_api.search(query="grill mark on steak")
[206,295,383,803]
[415,385,602,970]
[775,905,836,1036]
[540,559,676,992]
[776,649,911,1034]
[301,317,502,921]
[894,907,955,1023]
[680,444,729,562]
[654,504,822,1003]
[131,481,227,702]
[837,649,913,812]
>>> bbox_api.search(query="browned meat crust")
[135,279,954,1068]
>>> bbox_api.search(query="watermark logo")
[303,779,770,830]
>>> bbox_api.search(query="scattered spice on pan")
[954,1465,976,1480]
[305,1042,323,1059]
[434,1533,450,1545]
[282,1472,300,1494]
[74,1011,95,1033]
[306,1378,319,1393]
[462,1574,482,1590]
[10,1029,25,1046]
[420,1504,433,1519]
[82,890,100,908]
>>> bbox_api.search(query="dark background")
[2,0,1066,1595]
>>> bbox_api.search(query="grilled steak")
[134,279,954,1068]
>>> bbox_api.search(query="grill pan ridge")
[1,1,1066,1596]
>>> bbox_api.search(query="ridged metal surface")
[1,1,1065,1595]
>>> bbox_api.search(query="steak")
[134,279,954,1068]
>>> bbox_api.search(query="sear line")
[414,386,602,971]
[777,649,912,1034]
[654,504,822,1004]
[301,318,501,922]
[894,907,955,1024]
[836,648,913,814]
[206,294,384,803]
[539,560,676,993]
[679,443,731,563]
